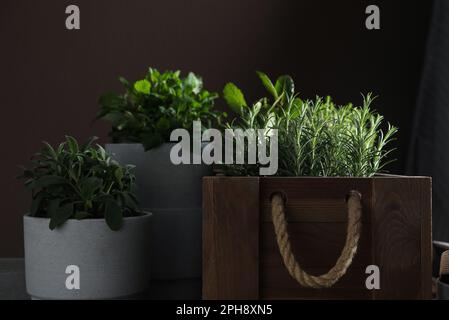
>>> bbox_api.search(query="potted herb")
[97,68,225,298]
[203,72,432,299]
[19,136,152,300]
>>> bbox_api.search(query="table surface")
[0,258,28,300]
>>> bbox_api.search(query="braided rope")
[271,190,362,288]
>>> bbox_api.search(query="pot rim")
[105,142,177,146]
[105,142,210,147]
[23,211,152,222]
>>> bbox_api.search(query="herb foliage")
[97,68,225,150]
[18,136,139,230]
[222,72,397,177]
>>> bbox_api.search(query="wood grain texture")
[262,199,349,222]
[261,222,371,268]
[260,177,373,299]
[372,177,432,299]
[202,177,260,299]
[202,176,432,300]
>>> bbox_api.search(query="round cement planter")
[106,143,211,298]
[24,213,152,300]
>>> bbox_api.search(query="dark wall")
[0,0,432,257]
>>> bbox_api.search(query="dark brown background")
[0,0,432,257]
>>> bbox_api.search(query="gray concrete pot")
[23,213,152,300]
[106,143,211,298]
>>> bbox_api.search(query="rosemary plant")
[222,72,397,177]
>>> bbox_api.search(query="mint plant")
[97,68,226,150]
[18,136,140,230]
[222,72,397,177]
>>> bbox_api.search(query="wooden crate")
[202,176,432,299]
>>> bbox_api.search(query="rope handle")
[271,190,362,288]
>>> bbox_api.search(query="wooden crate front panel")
[202,176,432,300]
[260,177,373,299]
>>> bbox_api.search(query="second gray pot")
[106,143,211,282]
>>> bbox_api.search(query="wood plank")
[261,265,368,290]
[262,199,348,222]
[261,198,372,223]
[372,177,432,299]
[261,222,371,267]
[202,177,260,299]
[260,177,374,299]
[260,177,373,200]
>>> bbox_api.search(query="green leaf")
[81,136,99,151]
[275,75,295,98]
[97,145,107,160]
[141,132,164,150]
[223,83,247,114]
[256,71,278,100]
[17,166,33,179]
[47,199,61,219]
[134,79,151,94]
[42,142,58,159]
[146,68,158,82]
[118,77,131,89]
[101,112,123,127]
[33,175,69,189]
[30,192,45,216]
[122,192,138,211]
[105,199,122,231]
[99,92,121,107]
[80,177,103,199]
[74,211,91,220]
[49,202,73,230]
[156,117,170,132]
[290,98,304,119]
[114,167,124,188]
[66,135,79,154]
[184,72,202,94]
[114,167,123,182]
